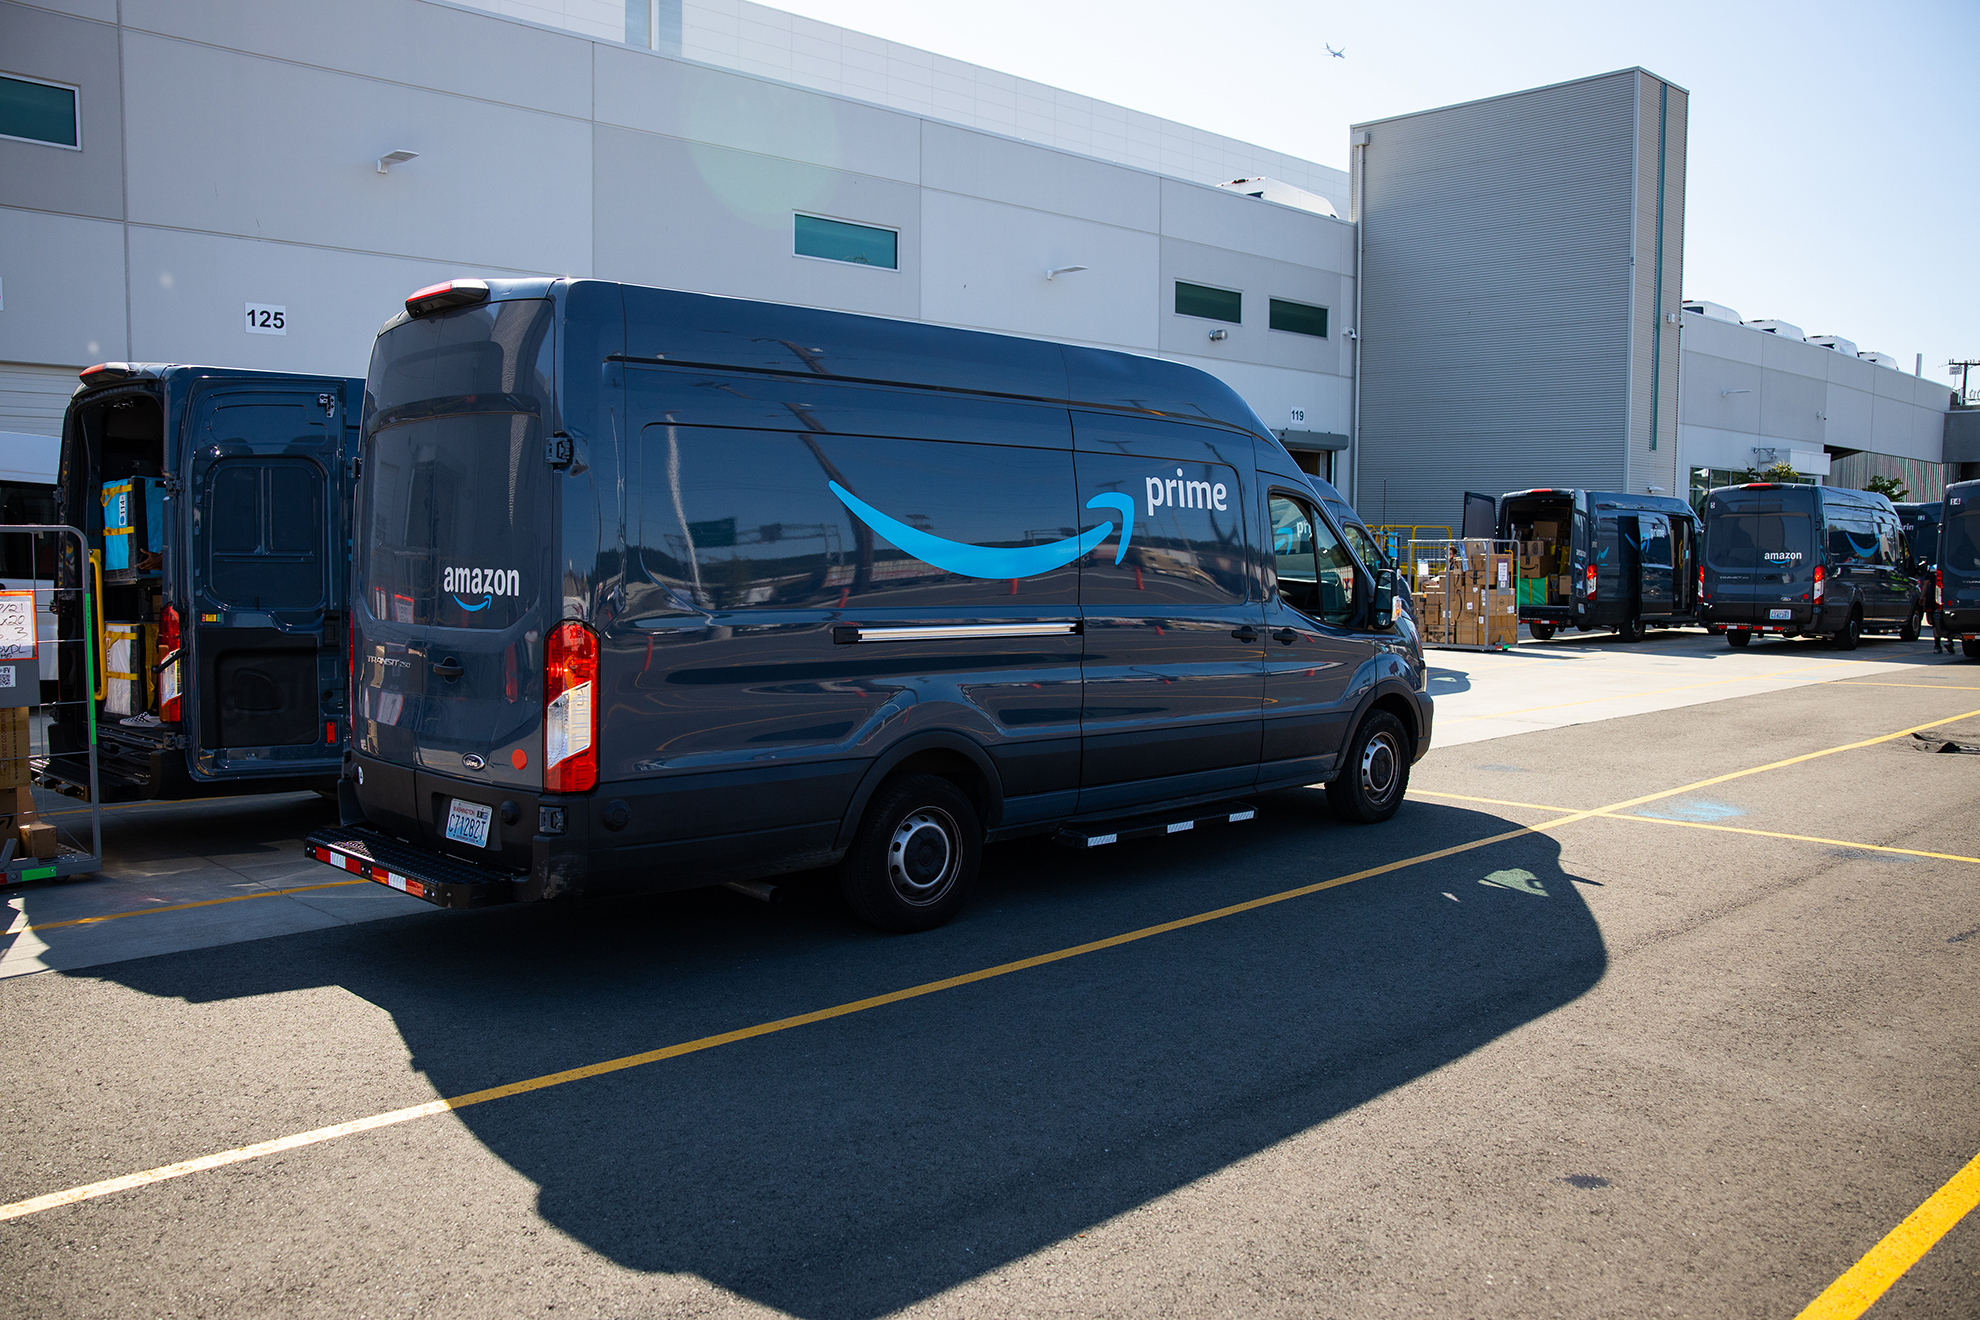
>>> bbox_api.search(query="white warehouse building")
[0,0,1953,517]
[0,0,1357,484]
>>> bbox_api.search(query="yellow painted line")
[1793,1148,1980,1320]
[1834,681,1980,690]
[5,706,1978,1224]
[10,879,369,934]
[1411,788,1980,866]
[1440,662,1859,724]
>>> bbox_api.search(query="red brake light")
[404,279,490,318]
[158,604,182,722]
[1585,563,1597,599]
[1813,563,1826,602]
[544,621,598,794]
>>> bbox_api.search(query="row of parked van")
[1477,482,1963,654]
[47,278,1428,930]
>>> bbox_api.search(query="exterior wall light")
[377,150,420,174]
[1044,265,1088,281]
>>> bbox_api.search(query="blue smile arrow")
[829,482,1135,579]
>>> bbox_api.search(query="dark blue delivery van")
[46,365,360,801]
[1937,480,1980,658]
[307,279,1431,930]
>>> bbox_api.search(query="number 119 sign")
[245,303,287,336]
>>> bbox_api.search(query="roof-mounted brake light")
[79,363,136,384]
[404,279,490,318]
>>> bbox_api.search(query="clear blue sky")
[774,0,1977,390]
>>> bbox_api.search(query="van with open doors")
[1935,481,1980,658]
[1494,489,1703,641]
[45,365,360,801]
[1701,483,1922,649]
[306,278,1431,931]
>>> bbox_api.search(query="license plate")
[1769,608,1793,620]
[444,798,493,848]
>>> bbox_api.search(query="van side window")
[1270,494,1355,626]
[1827,515,1879,564]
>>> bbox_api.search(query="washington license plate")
[1769,608,1793,620]
[444,798,493,848]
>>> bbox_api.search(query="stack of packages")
[1412,573,1451,643]
[1529,519,1574,603]
[1411,543,1516,647]
[0,707,54,860]
[1516,541,1550,606]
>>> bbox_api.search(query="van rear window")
[361,414,542,629]
[1707,513,1812,571]
[1946,512,1980,575]
[366,299,555,425]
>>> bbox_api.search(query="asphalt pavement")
[0,630,1975,1318]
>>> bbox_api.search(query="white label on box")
[0,663,14,689]
[245,302,288,336]
[1497,562,1510,590]
[0,590,34,660]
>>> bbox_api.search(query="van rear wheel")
[838,774,981,932]
[1616,615,1645,643]
[1899,609,1922,643]
[1326,711,1411,824]
[1726,630,1752,648]
[1527,622,1556,641]
[1964,638,1980,660]
[1833,611,1862,651]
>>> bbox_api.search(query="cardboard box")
[17,820,56,859]
[0,706,28,790]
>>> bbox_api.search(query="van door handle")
[431,657,464,680]
[1230,626,1259,643]
[1273,628,1299,645]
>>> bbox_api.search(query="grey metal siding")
[1354,70,1645,529]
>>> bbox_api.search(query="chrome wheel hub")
[888,807,958,905]
[1360,730,1402,805]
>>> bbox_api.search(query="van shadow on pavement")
[87,795,1604,1320]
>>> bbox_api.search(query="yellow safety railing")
[89,550,107,701]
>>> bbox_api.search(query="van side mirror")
[1373,568,1397,629]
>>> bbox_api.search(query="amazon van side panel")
[1935,482,1980,652]
[323,278,1431,920]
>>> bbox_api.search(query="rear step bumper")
[1054,802,1255,850]
[304,825,520,909]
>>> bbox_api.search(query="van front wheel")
[1327,711,1411,824]
[839,774,981,932]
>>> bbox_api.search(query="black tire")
[1833,611,1862,651]
[1616,615,1646,643]
[1527,622,1556,641]
[1326,710,1411,824]
[1964,638,1980,660]
[837,774,981,932]
[1726,630,1752,648]
[1899,609,1922,643]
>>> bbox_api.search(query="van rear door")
[183,383,349,780]
[1703,488,1818,622]
[353,298,557,867]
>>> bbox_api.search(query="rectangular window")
[794,214,898,269]
[0,74,79,149]
[1268,298,1328,338]
[1174,282,1241,324]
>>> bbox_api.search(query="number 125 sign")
[245,303,287,336]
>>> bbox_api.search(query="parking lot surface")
[1,629,1976,1318]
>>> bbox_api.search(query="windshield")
[1946,512,1980,575]
[1707,512,1813,572]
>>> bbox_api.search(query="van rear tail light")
[1584,564,1597,599]
[404,279,490,318]
[157,604,182,722]
[544,621,598,794]
[79,362,136,384]
[1812,563,1826,603]
[1697,564,1706,604]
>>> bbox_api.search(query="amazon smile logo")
[829,483,1136,579]
[444,566,521,613]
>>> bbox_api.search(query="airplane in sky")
[1325,43,1345,58]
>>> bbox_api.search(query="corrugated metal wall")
[1827,452,1945,503]
[0,363,79,439]
[1352,70,1683,530]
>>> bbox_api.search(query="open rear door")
[1637,512,1675,616]
[1461,492,1497,539]
[183,384,348,783]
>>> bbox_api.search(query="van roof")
[427,279,1277,440]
